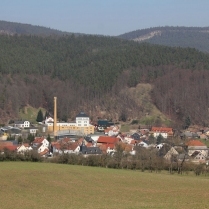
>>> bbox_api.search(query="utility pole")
[54,97,57,138]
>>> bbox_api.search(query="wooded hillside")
[1,33,209,127]
[0,20,71,36]
[118,26,209,53]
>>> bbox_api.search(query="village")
[0,97,209,167]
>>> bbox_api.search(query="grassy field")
[1,162,209,209]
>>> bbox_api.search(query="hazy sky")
[0,0,209,36]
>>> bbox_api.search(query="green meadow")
[0,162,209,209]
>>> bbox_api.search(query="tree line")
[0,146,207,176]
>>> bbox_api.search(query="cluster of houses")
[0,122,208,164]
[0,109,209,163]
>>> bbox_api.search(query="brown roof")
[99,144,115,153]
[67,142,79,151]
[60,137,72,144]
[151,127,173,133]
[52,142,79,151]
[33,137,45,144]
[186,140,206,147]
[39,148,49,156]
[0,145,17,151]
[0,141,13,146]
[77,138,84,145]
[97,136,119,144]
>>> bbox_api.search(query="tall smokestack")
[54,97,57,137]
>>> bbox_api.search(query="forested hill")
[1,34,209,127]
[118,26,209,53]
[0,20,73,36]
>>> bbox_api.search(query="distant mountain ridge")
[0,20,74,36]
[118,26,209,53]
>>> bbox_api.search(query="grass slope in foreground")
[1,162,209,209]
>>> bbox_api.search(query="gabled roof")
[39,148,49,156]
[178,153,190,160]
[0,141,13,146]
[158,144,172,157]
[186,140,206,147]
[14,120,29,124]
[131,133,140,140]
[99,144,115,153]
[33,137,46,144]
[59,137,72,144]
[97,136,119,144]
[0,145,17,151]
[77,138,84,145]
[76,112,89,118]
[191,151,200,158]
[67,142,79,151]
[80,145,102,154]
[151,127,173,133]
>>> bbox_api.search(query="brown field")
[0,162,209,209]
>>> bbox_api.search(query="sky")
[0,0,209,36]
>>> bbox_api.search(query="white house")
[187,140,208,157]
[52,142,80,154]
[104,126,119,136]
[17,144,33,153]
[151,127,173,139]
[32,137,49,147]
[76,112,90,127]
[14,120,30,128]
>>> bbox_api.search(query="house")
[46,112,95,135]
[131,133,141,140]
[186,140,208,157]
[138,141,148,148]
[39,148,50,157]
[190,151,207,163]
[25,127,38,135]
[64,142,80,154]
[44,117,54,124]
[156,143,164,150]
[32,137,49,148]
[124,136,134,144]
[86,133,105,142]
[17,144,32,153]
[99,143,116,154]
[151,127,173,139]
[97,136,120,154]
[14,120,30,128]
[52,141,80,154]
[97,119,114,131]
[158,144,179,161]
[104,126,119,136]
[139,129,149,136]
[80,145,102,155]
[36,143,49,154]
[97,136,120,145]
[0,144,17,153]
[177,153,190,162]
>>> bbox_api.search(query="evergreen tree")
[44,111,50,119]
[156,134,164,145]
[36,109,44,122]
[27,133,35,143]
[47,134,51,143]
[184,116,191,129]
[17,136,23,144]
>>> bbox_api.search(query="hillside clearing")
[0,162,209,209]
